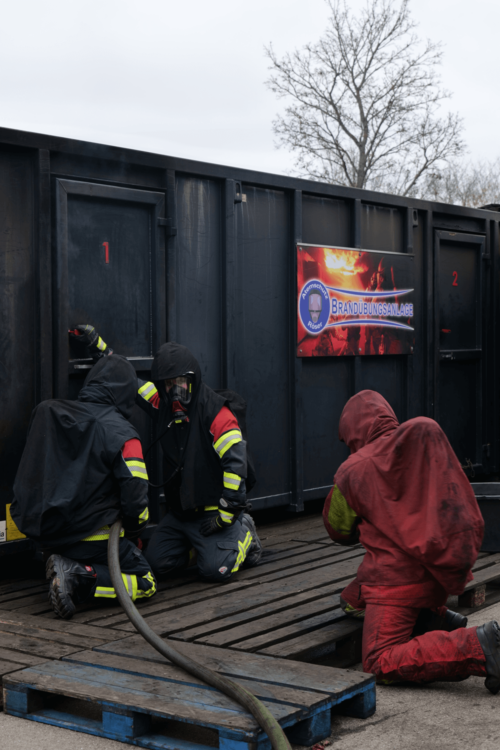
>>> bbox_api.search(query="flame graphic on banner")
[324,248,369,276]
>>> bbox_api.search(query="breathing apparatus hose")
[107,522,292,750]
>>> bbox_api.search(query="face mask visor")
[164,375,193,407]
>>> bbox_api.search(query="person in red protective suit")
[323,390,500,693]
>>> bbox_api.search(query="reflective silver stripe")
[124,574,134,598]
[214,430,242,457]
[223,474,241,490]
[138,382,157,401]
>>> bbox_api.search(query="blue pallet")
[3,639,375,749]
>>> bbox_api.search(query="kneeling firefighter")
[71,326,262,582]
[11,353,156,619]
[323,390,500,694]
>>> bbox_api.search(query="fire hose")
[107,521,292,750]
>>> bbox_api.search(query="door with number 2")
[436,230,485,472]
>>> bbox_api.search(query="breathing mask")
[165,373,193,425]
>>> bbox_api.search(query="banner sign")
[297,244,414,357]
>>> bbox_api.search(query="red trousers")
[342,579,486,683]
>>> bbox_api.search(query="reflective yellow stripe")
[82,525,125,542]
[214,430,242,458]
[131,470,148,480]
[327,485,357,536]
[204,505,219,511]
[95,586,116,598]
[126,460,146,470]
[95,573,139,601]
[136,571,157,599]
[220,510,234,524]
[223,472,241,490]
[138,507,149,522]
[231,530,252,573]
[125,459,149,481]
[138,381,158,402]
[96,336,106,351]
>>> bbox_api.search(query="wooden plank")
[203,604,345,652]
[179,593,342,645]
[0,592,50,611]
[464,562,500,589]
[0,580,44,596]
[4,661,302,734]
[0,621,111,649]
[258,619,363,660]
[0,586,48,605]
[113,557,360,635]
[257,514,324,540]
[0,648,51,667]
[64,650,333,709]
[0,631,85,659]
[0,609,123,641]
[91,549,363,632]
[94,635,373,696]
[0,659,33,677]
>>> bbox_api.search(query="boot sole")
[46,555,76,620]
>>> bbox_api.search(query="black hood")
[78,354,138,420]
[151,342,202,404]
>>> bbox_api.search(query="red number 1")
[103,242,109,264]
[452,271,458,286]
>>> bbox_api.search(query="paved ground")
[1,603,500,750]
[329,601,500,750]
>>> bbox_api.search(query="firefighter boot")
[241,514,262,568]
[413,607,467,636]
[46,555,97,620]
[476,620,500,694]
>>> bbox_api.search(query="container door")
[435,231,485,473]
[54,179,166,520]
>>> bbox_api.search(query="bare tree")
[265,0,465,195]
[416,159,500,208]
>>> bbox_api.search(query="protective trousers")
[145,511,255,582]
[342,580,487,683]
[57,537,156,602]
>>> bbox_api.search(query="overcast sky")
[0,0,497,176]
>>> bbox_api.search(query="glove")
[200,515,225,537]
[69,324,111,358]
[199,498,239,537]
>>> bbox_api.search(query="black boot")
[241,514,262,568]
[46,555,96,620]
[476,620,500,694]
[413,607,467,637]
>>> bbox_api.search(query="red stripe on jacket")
[121,438,144,459]
[209,406,239,443]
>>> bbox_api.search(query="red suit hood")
[334,390,484,594]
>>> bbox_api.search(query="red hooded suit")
[323,391,486,683]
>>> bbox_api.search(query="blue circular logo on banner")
[299,280,330,335]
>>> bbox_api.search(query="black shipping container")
[0,127,498,555]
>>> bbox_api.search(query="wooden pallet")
[3,640,375,749]
[2,514,500,672]
[0,608,125,706]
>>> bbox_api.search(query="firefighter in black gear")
[138,341,262,582]
[11,350,156,619]
[71,327,262,582]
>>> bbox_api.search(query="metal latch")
[234,181,246,204]
[157,217,177,236]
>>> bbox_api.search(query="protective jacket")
[11,355,149,546]
[136,342,254,515]
[323,390,484,595]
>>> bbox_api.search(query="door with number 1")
[53,180,167,515]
